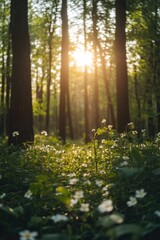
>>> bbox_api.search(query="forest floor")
[0,127,160,240]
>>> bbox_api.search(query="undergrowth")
[0,125,160,240]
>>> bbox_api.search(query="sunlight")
[71,49,93,68]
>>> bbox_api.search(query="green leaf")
[130,148,141,160]
[98,213,124,228]
[13,206,24,217]
[28,216,43,227]
[117,167,144,177]
[107,224,142,238]
[96,127,107,136]
[152,168,160,175]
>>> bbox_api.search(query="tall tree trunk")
[0,52,5,136]
[59,0,68,142]
[115,0,130,132]
[46,30,52,134]
[92,0,100,130]
[8,0,34,145]
[45,3,58,134]
[154,0,160,132]
[6,23,11,135]
[134,64,141,130]
[0,4,6,136]
[59,0,73,142]
[66,85,74,139]
[83,0,90,143]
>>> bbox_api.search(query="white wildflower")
[74,190,84,200]
[98,199,113,213]
[110,214,124,224]
[82,163,87,168]
[68,173,76,177]
[96,180,103,187]
[69,178,78,185]
[102,191,109,197]
[0,193,6,199]
[108,125,113,131]
[155,210,160,217]
[80,203,89,212]
[12,131,19,137]
[69,198,78,207]
[120,161,128,166]
[102,119,106,124]
[135,189,147,199]
[24,190,33,199]
[51,214,68,223]
[41,131,48,136]
[19,230,38,240]
[102,186,108,191]
[127,196,137,207]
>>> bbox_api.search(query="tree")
[8,0,34,145]
[115,0,130,132]
[83,0,90,143]
[92,0,100,130]
[59,0,73,142]
[0,1,10,137]
[45,1,58,134]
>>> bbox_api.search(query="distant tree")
[83,0,90,143]
[8,0,34,145]
[92,0,100,129]
[45,0,58,134]
[0,1,9,137]
[115,0,130,132]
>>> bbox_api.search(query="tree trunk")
[115,0,130,132]
[83,0,90,143]
[46,29,52,134]
[59,0,73,142]
[134,64,141,130]
[6,23,11,135]
[8,0,34,145]
[0,4,6,137]
[92,0,100,130]
[59,0,68,142]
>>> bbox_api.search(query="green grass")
[1,129,160,240]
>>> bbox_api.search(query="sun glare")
[71,49,93,69]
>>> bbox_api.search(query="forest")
[0,0,160,239]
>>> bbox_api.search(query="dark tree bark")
[59,0,73,142]
[8,0,34,145]
[0,51,5,136]
[83,0,90,143]
[134,64,141,130]
[59,0,67,142]
[45,3,58,134]
[0,4,6,136]
[46,25,52,134]
[92,0,100,130]
[6,23,11,135]
[115,0,130,132]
